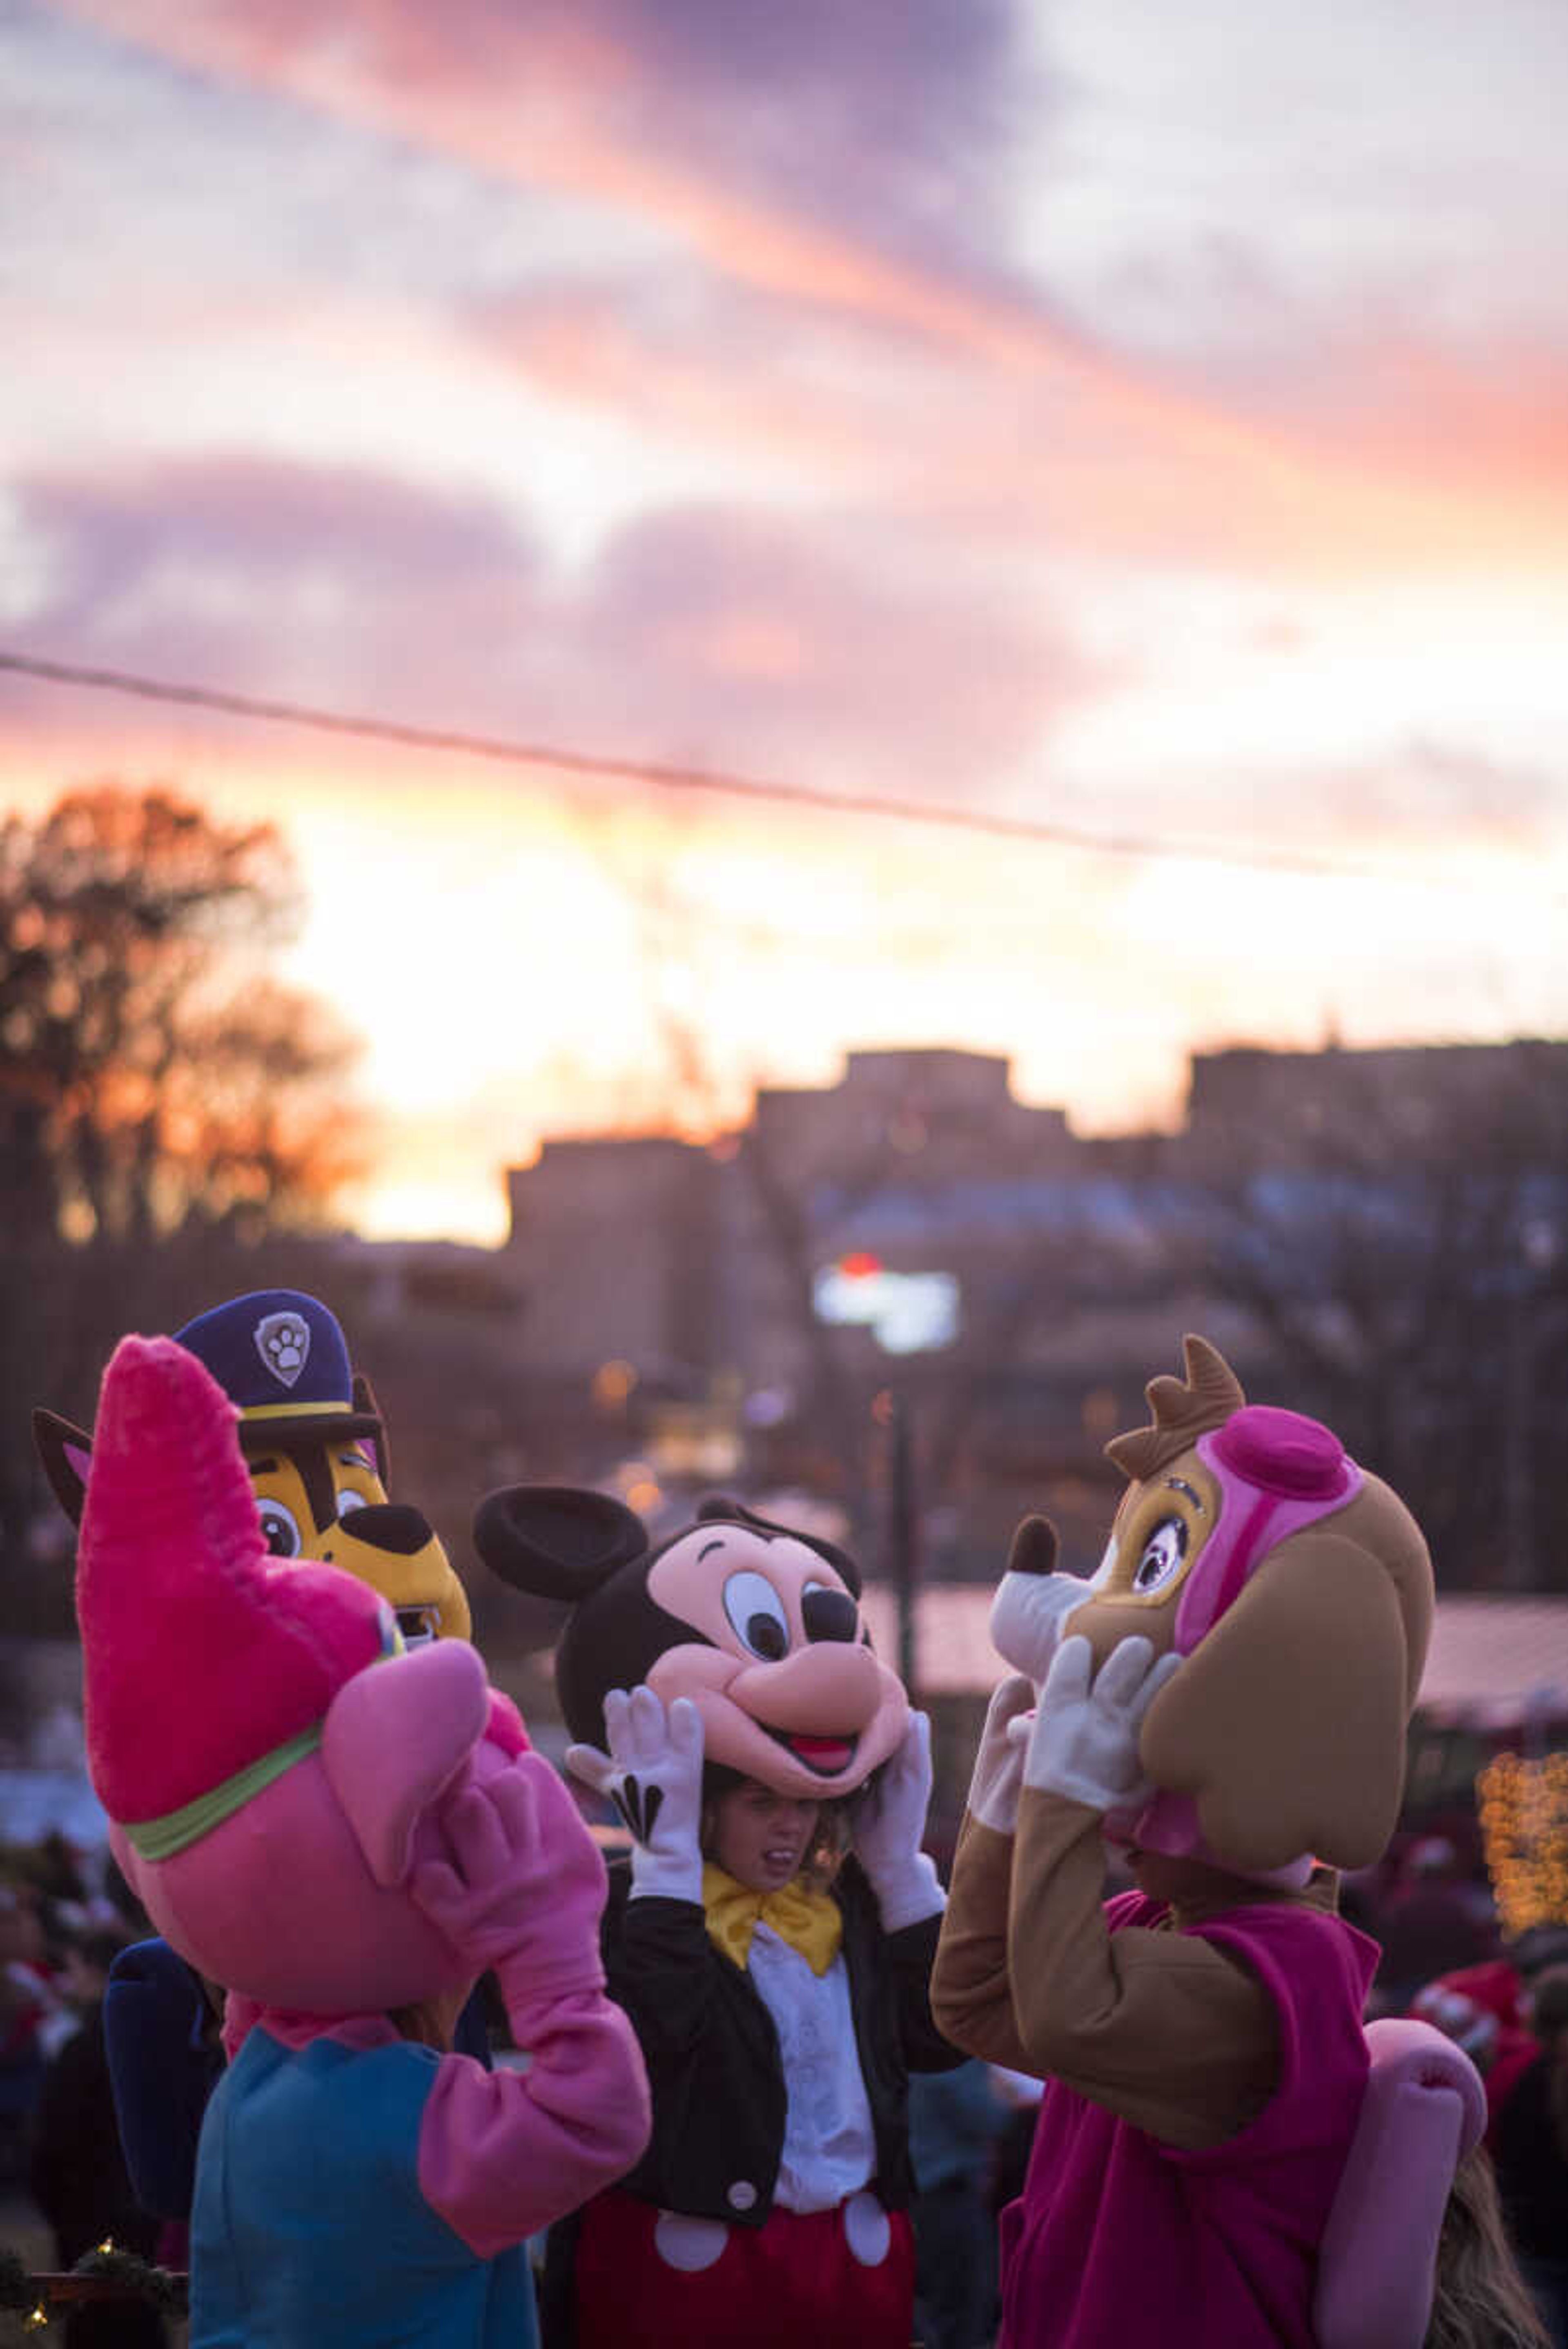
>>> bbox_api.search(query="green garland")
[0,2242,188,2337]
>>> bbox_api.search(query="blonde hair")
[390,1999,455,2051]
[1425,2144,1549,2349]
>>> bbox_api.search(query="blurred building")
[501,1036,1568,1596]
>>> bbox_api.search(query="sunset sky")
[4,0,1567,1241]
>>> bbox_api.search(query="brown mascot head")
[991,1335,1433,1878]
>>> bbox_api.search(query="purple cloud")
[568,0,1041,269]
[5,451,1102,797]
[52,0,1062,347]
[567,502,1105,792]
[9,456,548,715]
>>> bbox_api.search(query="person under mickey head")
[475,1484,965,2349]
[931,1335,1448,2349]
[475,1485,911,1800]
[35,1287,470,1649]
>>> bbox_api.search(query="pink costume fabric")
[74,1334,651,2347]
[1000,1893,1378,2349]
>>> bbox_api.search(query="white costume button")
[844,2191,891,2268]
[654,2212,729,2272]
[726,2180,758,2212]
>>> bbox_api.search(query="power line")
[0,645,1525,894]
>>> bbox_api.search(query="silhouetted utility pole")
[887,1392,920,1703]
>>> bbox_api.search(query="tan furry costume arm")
[935,1791,1287,2151]
[931,1810,1035,2073]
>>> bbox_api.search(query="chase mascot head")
[35,1288,470,1648]
[475,1487,908,1800]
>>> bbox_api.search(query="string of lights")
[0,646,1522,897]
[1477,1750,1568,1939]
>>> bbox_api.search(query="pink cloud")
[31,0,1568,584]
[3,451,1109,797]
[48,0,1307,492]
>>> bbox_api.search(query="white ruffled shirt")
[746,1923,878,2213]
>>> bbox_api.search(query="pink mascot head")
[77,1333,531,2016]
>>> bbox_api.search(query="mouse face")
[476,1489,910,1799]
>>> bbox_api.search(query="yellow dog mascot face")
[35,1288,471,1648]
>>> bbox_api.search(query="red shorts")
[572,2186,915,2349]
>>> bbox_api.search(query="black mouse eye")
[801,1580,857,1643]
[722,1570,791,1661]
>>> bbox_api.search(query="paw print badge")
[253,1310,312,1389]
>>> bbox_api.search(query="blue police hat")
[174,1291,383,1446]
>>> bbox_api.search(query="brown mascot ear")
[1139,1526,1414,1874]
[352,1374,389,1485]
[32,1409,93,1530]
[1007,1516,1060,1577]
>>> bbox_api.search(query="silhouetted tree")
[0,783,366,1603]
[1172,1042,1568,1591]
[0,784,361,1242]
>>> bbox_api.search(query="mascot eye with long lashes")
[474,1488,909,1802]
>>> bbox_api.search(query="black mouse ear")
[33,1409,93,1530]
[473,1484,649,1602]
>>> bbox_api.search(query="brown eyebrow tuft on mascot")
[1104,1333,1247,1485]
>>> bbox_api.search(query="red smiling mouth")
[765,1729,857,1775]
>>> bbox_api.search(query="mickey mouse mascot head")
[478,1484,958,2349]
[474,1487,911,1801]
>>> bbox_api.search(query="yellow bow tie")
[702,1863,844,1977]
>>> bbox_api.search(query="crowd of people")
[1,1837,172,2342]
[4,1811,1568,2346]
[4,1296,1566,2348]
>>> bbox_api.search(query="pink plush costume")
[998,1892,1377,2349]
[76,1335,650,2347]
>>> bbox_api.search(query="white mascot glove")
[566,1685,706,1904]
[851,1710,944,1931]
[966,1673,1035,1836]
[1010,1635,1181,1815]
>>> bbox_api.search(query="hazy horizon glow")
[4,0,1566,1242]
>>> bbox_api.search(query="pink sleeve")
[417,1991,650,2256]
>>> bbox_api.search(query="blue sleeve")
[104,1937,224,2220]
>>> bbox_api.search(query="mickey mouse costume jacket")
[479,1484,963,2349]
